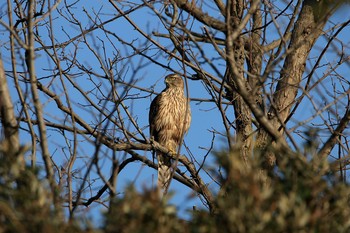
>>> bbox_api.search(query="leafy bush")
[105,187,187,233]
[1,142,350,233]
[106,148,350,233]
[0,144,83,233]
[203,149,350,233]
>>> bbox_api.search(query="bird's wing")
[149,92,162,137]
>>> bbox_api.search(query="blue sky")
[1,0,350,223]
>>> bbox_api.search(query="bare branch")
[319,103,350,158]
[172,0,226,31]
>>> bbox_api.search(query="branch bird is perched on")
[149,73,191,197]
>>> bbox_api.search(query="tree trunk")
[256,0,328,168]
[0,56,23,168]
[226,0,253,166]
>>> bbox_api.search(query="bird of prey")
[149,73,191,197]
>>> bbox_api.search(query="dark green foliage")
[1,142,350,233]
[105,187,187,233]
[104,148,350,233]
[0,146,83,233]
[189,148,350,233]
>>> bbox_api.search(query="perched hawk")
[149,73,191,196]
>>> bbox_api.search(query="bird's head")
[164,74,184,88]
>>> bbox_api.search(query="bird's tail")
[157,151,172,197]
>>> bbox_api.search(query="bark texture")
[256,1,328,168]
[0,57,20,158]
